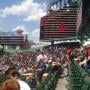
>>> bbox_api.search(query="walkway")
[55,68,67,90]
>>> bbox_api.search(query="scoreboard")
[40,8,78,41]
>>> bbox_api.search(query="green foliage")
[78,21,90,44]
[78,7,90,44]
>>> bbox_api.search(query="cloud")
[31,29,40,37]
[30,29,40,42]
[13,25,29,34]
[0,0,46,22]
[24,8,46,22]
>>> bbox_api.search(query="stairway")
[40,2,78,41]
[55,68,67,90]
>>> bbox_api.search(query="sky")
[0,0,49,43]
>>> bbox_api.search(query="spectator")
[35,51,47,84]
[1,79,20,90]
[8,70,31,90]
[85,58,90,75]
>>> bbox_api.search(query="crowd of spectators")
[0,45,89,90]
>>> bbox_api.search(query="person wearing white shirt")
[9,71,31,90]
[18,79,31,90]
[36,51,47,63]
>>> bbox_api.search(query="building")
[40,0,82,43]
[0,29,30,49]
